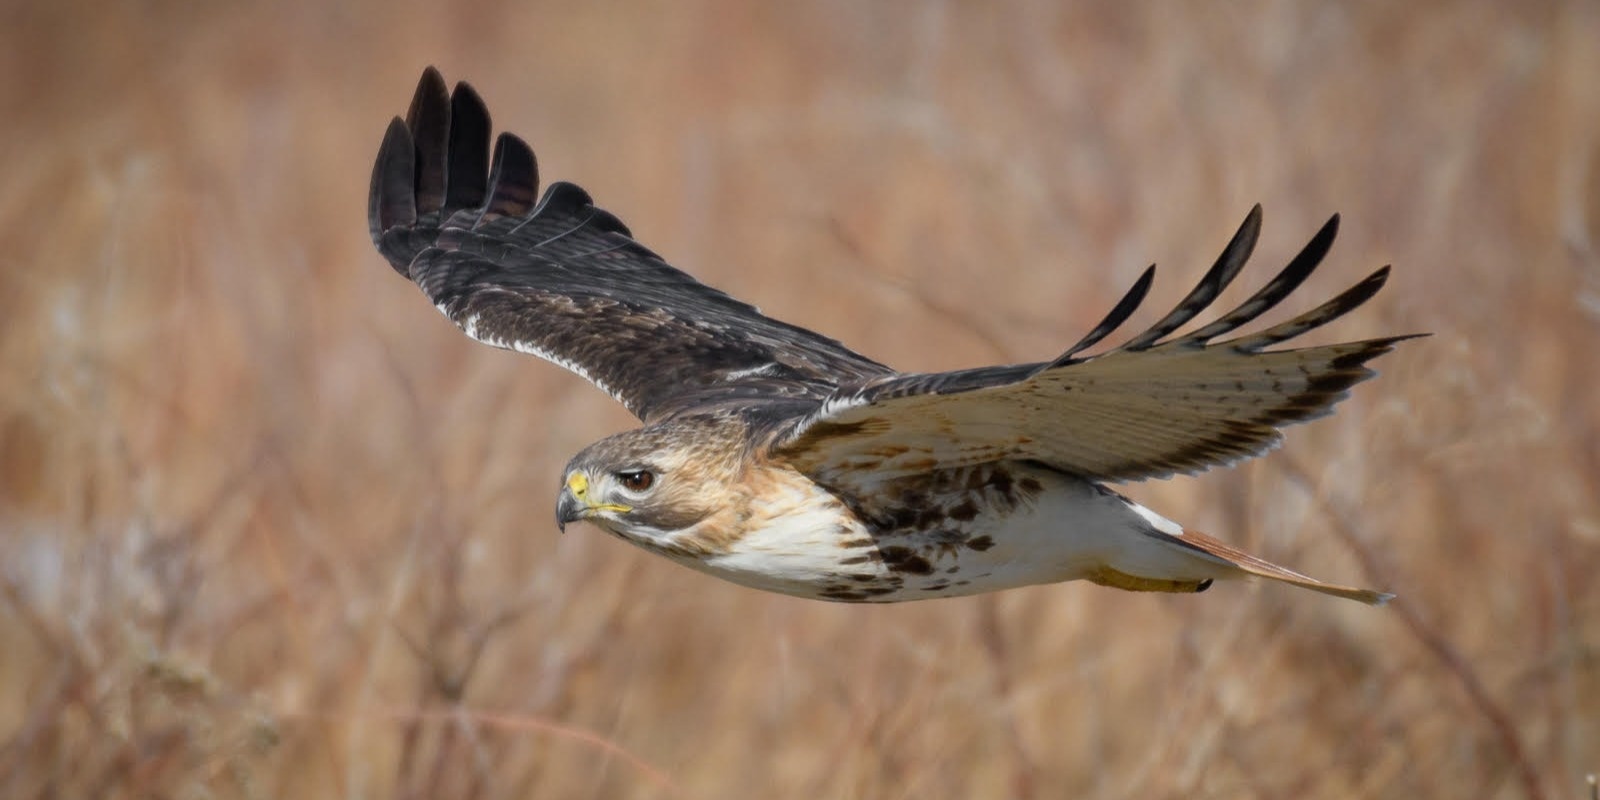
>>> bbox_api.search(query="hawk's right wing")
[774,208,1423,487]
[370,68,893,423]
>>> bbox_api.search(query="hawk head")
[555,416,745,548]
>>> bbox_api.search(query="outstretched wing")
[774,207,1423,486]
[370,68,892,422]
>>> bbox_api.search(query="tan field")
[2,1,1597,797]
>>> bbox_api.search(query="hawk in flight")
[370,68,1418,605]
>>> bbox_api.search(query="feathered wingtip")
[368,117,415,256]
[1043,205,1424,369]
[369,66,521,273]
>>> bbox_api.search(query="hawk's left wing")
[370,68,893,422]
[773,207,1423,486]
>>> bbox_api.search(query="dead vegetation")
[1,1,1597,797]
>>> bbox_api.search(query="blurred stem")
[1275,454,1547,800]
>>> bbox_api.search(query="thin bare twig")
[1275,454,1547,800]
[277,705,680,795]
[976,597,1037,800]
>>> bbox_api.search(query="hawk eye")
[616,470,655,493]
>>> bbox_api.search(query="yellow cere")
[567,471,589,498]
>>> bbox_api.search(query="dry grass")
[2,1,1598,797]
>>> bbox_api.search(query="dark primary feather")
[1114,204,1264,352]
[1047,263,1156,366]
[778,208,1424,484]
[369,68,892,422]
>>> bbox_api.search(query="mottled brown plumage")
[370,68,1420,606]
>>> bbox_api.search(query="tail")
[1165,527,1393,606]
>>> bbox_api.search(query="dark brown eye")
[616,470,655,493]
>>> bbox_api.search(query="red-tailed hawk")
[370,68,1419,605]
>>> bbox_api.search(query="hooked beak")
[556,471,631,533]
[556,487,585,534]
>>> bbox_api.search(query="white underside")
[682,464,1233,602]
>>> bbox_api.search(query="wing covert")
[369,68,892,421]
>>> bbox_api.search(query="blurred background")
[2,1,1597,797]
